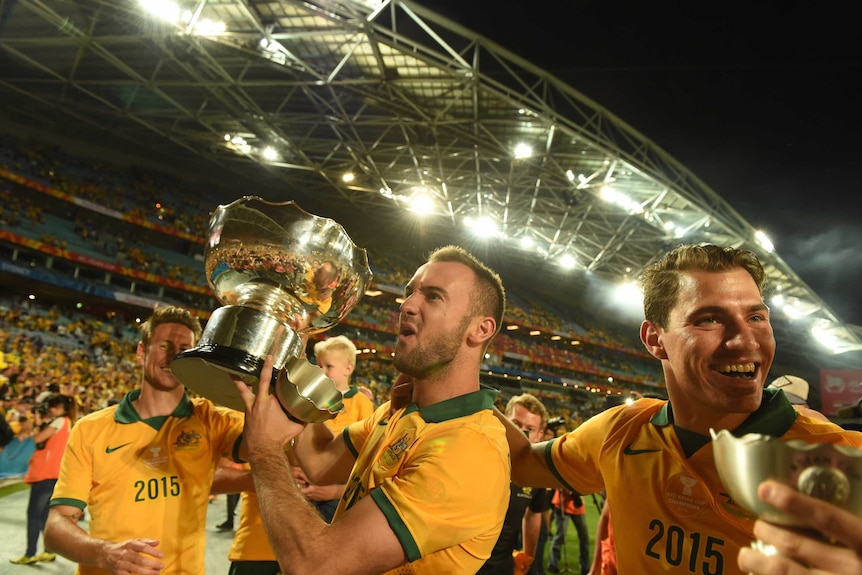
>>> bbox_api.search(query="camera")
[546,416,566,433]
[32,401,50,417]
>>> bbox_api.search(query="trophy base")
[171,345,269,411]
[171,345,345,422]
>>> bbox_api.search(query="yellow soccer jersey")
[51,389,245,575]
[339,388,510,575]
[548,387,862,575]
[326,386,374,435]
[227,486,275,561]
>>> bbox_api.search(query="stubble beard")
[394,315,471,379]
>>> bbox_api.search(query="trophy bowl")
[711,429,862,526]
[171,197,372,421]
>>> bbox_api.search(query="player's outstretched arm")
[493,407,560,489]
[45,505,165,575]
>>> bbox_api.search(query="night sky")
[427,0,862,327]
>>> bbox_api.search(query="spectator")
[477,393,550,575]
[0,417,36,478]
[10,394,76,565]
[766,374,830,422]
[547,489,590,574]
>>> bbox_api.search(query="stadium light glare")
[464,215,500,238]
[408,192,435,215]
[613,280,643,310]
[755,230,775,253]
[600,186,641,214]
[513,143,533,159]
[559,254,577,269]
[139,0,181,23]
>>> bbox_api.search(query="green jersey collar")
[402,387,500,423]
[114,388,195,424]
[650,387,797,457]
[343,386,361,399]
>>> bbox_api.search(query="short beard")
[394,315,471,379]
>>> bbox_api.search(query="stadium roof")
[1,0,860,371]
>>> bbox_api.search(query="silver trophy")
[711,429,862,558]
[170,197,372,422]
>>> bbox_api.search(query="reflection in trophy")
[170,197,372,422]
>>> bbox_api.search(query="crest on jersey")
[381,433,410,466]
[174,429,202,451]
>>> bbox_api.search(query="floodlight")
[513,143,532,159]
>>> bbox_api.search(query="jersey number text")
[645,518,725,575]
[135,476,181,502]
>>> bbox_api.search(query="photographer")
[10,394,77,565]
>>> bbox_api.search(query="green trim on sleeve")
[370,488,421,562]
[49,497,86,510]
[544,437,577,493]
[343,426,359,458]
[232,433,246,464]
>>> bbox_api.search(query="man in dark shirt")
[479,393,551,575]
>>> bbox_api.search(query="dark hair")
[641,243,766,328]
[44,393,78,425]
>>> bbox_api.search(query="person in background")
[547,488,590,574]
[497,243,862,575]
[587,496,614,575]
[0,417,36,479]
[11,394,77,565]
[44,305,245,575]
[235,245,511,574]
[477,392,550,575]
[529,424,560,575]
[766,374,830,422]
[296,334,374,521]
[216,457,242,531]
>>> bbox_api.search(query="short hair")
[426,245,506,337]
[504,393,548,426]
[641,243,767,328]
[138,305,203,347]
[313,335,358,367]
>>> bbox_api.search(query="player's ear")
[467,316,496,347]
[640,321,668,360]
[135,342,147,366]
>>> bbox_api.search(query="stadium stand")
[0,133,667,432]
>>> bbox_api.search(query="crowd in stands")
[0,132,670,479]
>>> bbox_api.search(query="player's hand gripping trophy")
[171,196,372,422]
[711,429,862,564]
